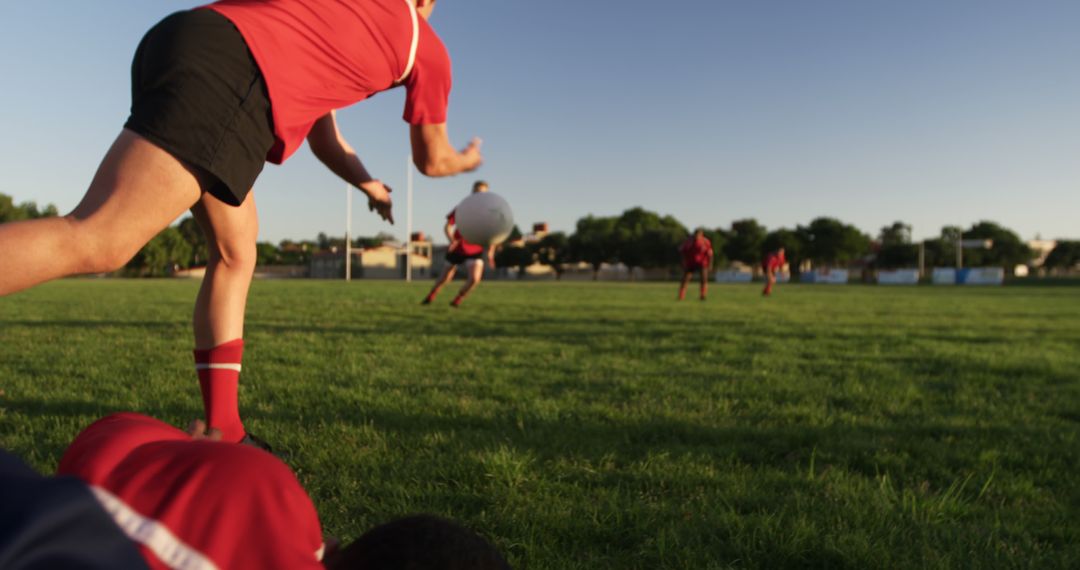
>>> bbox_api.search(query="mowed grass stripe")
[1,280,1077,568]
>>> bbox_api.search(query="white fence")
[878,269,920,285]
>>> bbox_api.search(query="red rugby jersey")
[680,236,713,266]
[206,0,452,164]
[447,210,484,256]
[764,250,787,271]
[58,413,324,570]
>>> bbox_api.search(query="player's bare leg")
[189,191,259,444]
[190,191,258,348]
[423,264,458,304]
[677,271,693,300]
[763,270,775,296]
[698,269,708,301]
[0,130,204,295]
[450,259,484,307]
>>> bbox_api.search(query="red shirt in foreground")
[207,0,452,164]
[447,210,484,256]
[764,250,787,271]
[58,413,324,570]
[680,236,713,269]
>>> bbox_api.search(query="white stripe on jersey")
[89,485,220,570]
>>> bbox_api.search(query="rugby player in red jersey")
[0,413,511,570]
[0,0,483,449]
[677,229,714,301]
[422,181,497,308]
[762,247,787,296]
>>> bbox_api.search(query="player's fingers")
[384,184,392,194]
[187,419,207,437]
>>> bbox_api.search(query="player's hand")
[360,180,394,224]
[186,419,223,441]
[461,137,483,172]
[488,255,496,268]
[449,239,461,251]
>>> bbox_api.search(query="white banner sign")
[878,269,919,285]
[958,267,1004,285]
[810,268,849,284]
[932,268,956,285]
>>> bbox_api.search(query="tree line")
[495,208,1047,280]
[2,192,1076,278]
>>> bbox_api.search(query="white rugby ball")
[454,192,514,246]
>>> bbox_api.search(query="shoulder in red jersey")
[59,413,325,570]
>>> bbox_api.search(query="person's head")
[693,228,706,239]
[324,515,511,570]
[777,247,785,254]
[472,180,489,194]
[415,0,437,21]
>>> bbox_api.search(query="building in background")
[310,234,432,279]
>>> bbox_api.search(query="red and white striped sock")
[194,338,245,442]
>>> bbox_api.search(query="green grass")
[1,279,1078,568]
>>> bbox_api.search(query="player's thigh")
[68,130,205,259]
[190,190,258,265]
[466,259,484,282]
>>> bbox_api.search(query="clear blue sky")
[2,1,1078,245]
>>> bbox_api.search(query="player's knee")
[212,236,258,272]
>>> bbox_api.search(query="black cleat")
[239,432,274,454]
[421,297,432,305]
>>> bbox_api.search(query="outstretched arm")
[410,123,483,177]
[308,111,393,223]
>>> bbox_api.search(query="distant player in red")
[678,229,714,301]
[422,181,496,308]
[0,413,513,569]
[762,247,787,296]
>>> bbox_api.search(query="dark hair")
[328,515,511,570]
[472,180,489,192]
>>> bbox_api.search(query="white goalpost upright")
[406,154,414,282]
[345,183,352,282]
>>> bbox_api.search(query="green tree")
[127,227,193,277]
[0,193,59,223]
[256,242,281,266]
[797,217,871,267]
[568,215,617,280]
[876,221,918,269]
[535,231,571,280]
[612,208,687,278]
[703,228,729,267]
[1043,241,1080,272]
[278,240,314,265]
[723,218,767,265]
[922,226,962,268]
[960,221,1032,271]
[495,243,534,279]
[177,216,207,266]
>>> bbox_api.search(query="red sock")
[194,338,245,442]
[451,294,464,307]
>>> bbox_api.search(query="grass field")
[1,279,1078,568]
